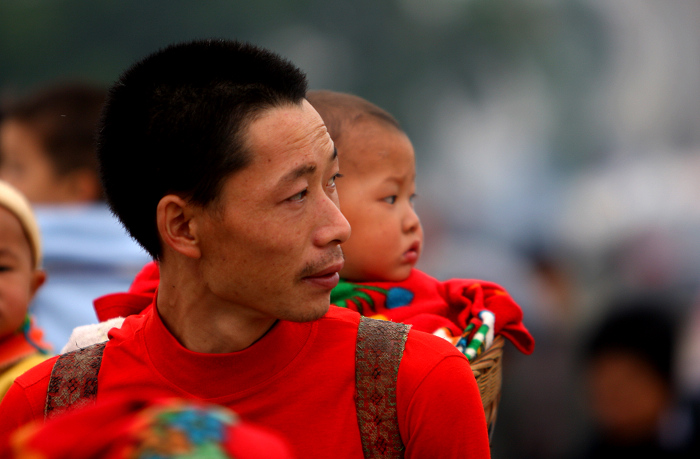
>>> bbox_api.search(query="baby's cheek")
[0,291,30,336]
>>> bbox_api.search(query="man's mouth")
[301,260,344,289]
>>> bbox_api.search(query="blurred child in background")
[580,300,700,458]
[0,180,50,400]
[0,82,104,203]
[0,82,151,349]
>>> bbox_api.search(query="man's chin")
[281,302,330,323]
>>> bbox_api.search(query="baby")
[306,90,534,359]
[0,180,50,399]
[307,91,422,283]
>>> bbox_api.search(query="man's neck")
[156,262,277,354]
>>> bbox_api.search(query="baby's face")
[0,206,44,338]
[337,121,423,282]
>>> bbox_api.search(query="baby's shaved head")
[307,90,402,169]
[308,91,420,282]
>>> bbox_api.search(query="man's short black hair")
[98,39,308,259]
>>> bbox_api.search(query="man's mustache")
[298,246,344,278]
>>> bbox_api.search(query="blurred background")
[3,0,700,456]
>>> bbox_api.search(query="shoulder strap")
[355,316,411,459]
[44,341,106,420]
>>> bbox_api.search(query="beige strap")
[355,317,411,458]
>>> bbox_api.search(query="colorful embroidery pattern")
[330,273,520,362]
[331,279,414,315]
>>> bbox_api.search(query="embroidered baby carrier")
[44,317,411,459]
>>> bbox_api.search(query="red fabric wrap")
[93,261,158,322]
[332,269,535,355]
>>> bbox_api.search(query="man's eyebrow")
[280,164,317,184]
[279,147,338,185]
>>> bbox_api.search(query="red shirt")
[0,305,490,458]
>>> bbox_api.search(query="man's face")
[195,100,350,322]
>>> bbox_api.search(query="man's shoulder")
[13,312,146,391]
[12,355,57,388]
[321,306,464,360]
[402,326,469,370]
[397,327,477,421]
[322,305,362,326]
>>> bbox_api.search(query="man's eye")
[327,173,342,188]
[288,189,308,202]
[383,196,397,205]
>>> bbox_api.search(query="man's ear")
[156,194,202,259]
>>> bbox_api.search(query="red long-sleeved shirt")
[0,305,490,458]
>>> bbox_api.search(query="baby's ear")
[29,269,47,299]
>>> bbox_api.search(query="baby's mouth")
[403,241,421,263]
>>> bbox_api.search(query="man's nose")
[315,194,351,247]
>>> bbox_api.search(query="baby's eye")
[410,194,418,206]
[287,189,308,202]
[0,265,12,273]
[383,196,397,205]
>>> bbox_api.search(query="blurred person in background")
[577,299,700,458]
[0,82,104,203]
[0,82,151,350]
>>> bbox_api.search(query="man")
[0,39,490,458]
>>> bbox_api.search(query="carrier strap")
[355,317,411,459]
[44,342,106,420]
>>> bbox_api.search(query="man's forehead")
[244,102,333,165]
